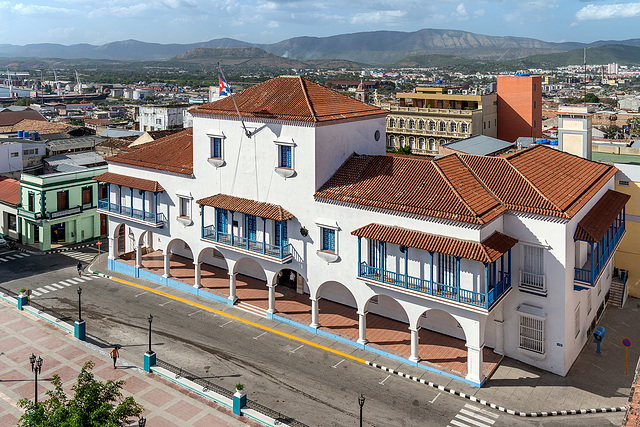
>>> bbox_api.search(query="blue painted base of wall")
[110,260,484,387]
[232,392,246,416]
[17,295,27,310]
[144,351,156,372]
[74,320,86,341]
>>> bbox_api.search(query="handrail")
[202,225,290,259]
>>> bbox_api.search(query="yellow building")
[379,84,497,155]
[613,163,640,298]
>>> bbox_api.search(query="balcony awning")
[196,194,294,222]
[93,172,165,193]
[574,189,630,242]
[351,223,517,263]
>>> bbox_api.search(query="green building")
[17,166,108,250]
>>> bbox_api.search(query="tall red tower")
[497,75,542,143]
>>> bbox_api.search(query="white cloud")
[350,10,406,25]
[576,3,640,20]
[10,3,72,15]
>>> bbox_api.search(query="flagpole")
[217,62,251,138]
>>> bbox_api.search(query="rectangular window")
[216,209,228,234]
[367,239,385,269]
[10,152,18,157]
[82,187,92,205]
[520,244,546,292]
[574,304,581,339]
[7,213,16,231]
[247,215,256,241]
[587,290,592,315]
[619,180,630,186]
[274,221,288,245]
[99,184,108,199]
[57,191,69,211]
[322,227,336,252]
[279,145,292,169]
[211,137,223,159]
[438,253,456,287]
[519,314,545,354]
[28,192,35,212]
[179,196,190,218]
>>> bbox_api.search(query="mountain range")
[1,29,639,66]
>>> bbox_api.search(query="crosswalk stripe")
[31,291,41,297]
[81,275,93,280]
[464,404,499,419]
[74,277,88,282]
[44,285,58,292]
[51,283,65,289]
[59,280,74,286]
[0,258,8,262]
[459,409,495,425]
[450,420,470,427]
[36,287,48,294]
[15,253,29,258]
[455,414,489,427]
[66,278,83,284]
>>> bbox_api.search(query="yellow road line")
[110,277,367,364]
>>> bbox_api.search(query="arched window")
[389,118,395,128]
[428,139,435,151]
[389,135,395,147]
[439,139,446,146]
[451,122,457,132]
[461,123,469,133]
[399,136,405,147]
[409,137,415,148]
[409,119,415,129]
[440,122,446,132]
[419,138,425,149]
[429,121,436,131]
[399,119,405,129]
[419,120,425,130]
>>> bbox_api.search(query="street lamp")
[29,353,43,405]
[77,287,82,322]
[147,314,153,354]
[358,394,365,427]
[138,416,146,427]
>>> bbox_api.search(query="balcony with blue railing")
[573,191,628,288]
[98,199,166,226]
[202,224,292,261]
[358,262,511,310]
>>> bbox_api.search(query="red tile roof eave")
[105,157,193,176]
[189,109,388,124]
[196,194,294,222]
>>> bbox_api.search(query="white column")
[493,304,505,355]
[409,327,421,362]
[162,252,171,278]
[135,245,142,268]
[465,343,485,385]
[108,237,115,260]
[229,273,237,303]
[193,262,202,289]
[357,311,368,344]
[267,284,277,314]
[310,298,320,328]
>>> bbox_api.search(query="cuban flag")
[219,76,230,97]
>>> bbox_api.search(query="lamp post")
[74,287,86,340]
[29,354,43,404]
[144,314,155,372]
[147,314,153,354]
[358,394,365,427]
[138,416,146,427]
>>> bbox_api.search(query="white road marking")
[135,292,147,297]
[59,280,74,287]
[290,345,303,353]
[159,300,173,307]
[0,258,9,262]
[36,287,48,294]
[429,392,441,403]
[464,404,499,419]
[253,332,267,340]
[220,320,233,327]
[459,409,495,424]
[332,359,345,368]
[379,375,391,385]
[44,285,58,292]
[50,283,65,289]
[187,309,202,317]
[66,278,83,284]
[82,275,93,281]
[31,291,41,297]
[454,414,490,427]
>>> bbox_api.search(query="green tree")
[598,124,624,139]
[584,93,600,104]
[12,97,33,106]
[18,361,143,427]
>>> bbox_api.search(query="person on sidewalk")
[110,346,119,369]
[77,261,82,277]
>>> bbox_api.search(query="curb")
[366,362,627,417]
[16,241,103,256]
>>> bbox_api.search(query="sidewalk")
[94,255,635,421]
[0,301,259,426]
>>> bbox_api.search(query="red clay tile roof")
[0,177,20,206]
[190,75,386,123]
[0,108,47,127]
[196,194,294,221]
[316,145,618,224]
[351,224,517,263]
[574,189,630,242]
[105,129,193,175]
[0,119,76,135]
[93,172,164,193]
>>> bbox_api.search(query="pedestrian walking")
[77,261,82,277]
[110,346,119,369]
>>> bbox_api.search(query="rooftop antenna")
[216,62,251,138]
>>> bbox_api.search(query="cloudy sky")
[0,1,638,46]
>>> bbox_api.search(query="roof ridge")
[504,152,565,216]
[432,155,483,224]
[457,154,506,207]
[299,76,317,121]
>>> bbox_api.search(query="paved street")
[0,245,630,426]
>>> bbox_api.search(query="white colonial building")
[96,76,627,387]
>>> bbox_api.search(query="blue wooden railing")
[358,262,510,309]
[202,225,291,259]
[574,215,625,285]
[98,199,166,224]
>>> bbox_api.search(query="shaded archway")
[195,246,231,295]
[362,294,412,355]
[162,238,195,282]
[232,257,268,305]
[112,223,127,258]
[313,281,359,339]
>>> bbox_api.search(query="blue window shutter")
[248,215,256,240]
[213,138,222,158]
[322,228,335,251]
[280,146,292,168]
